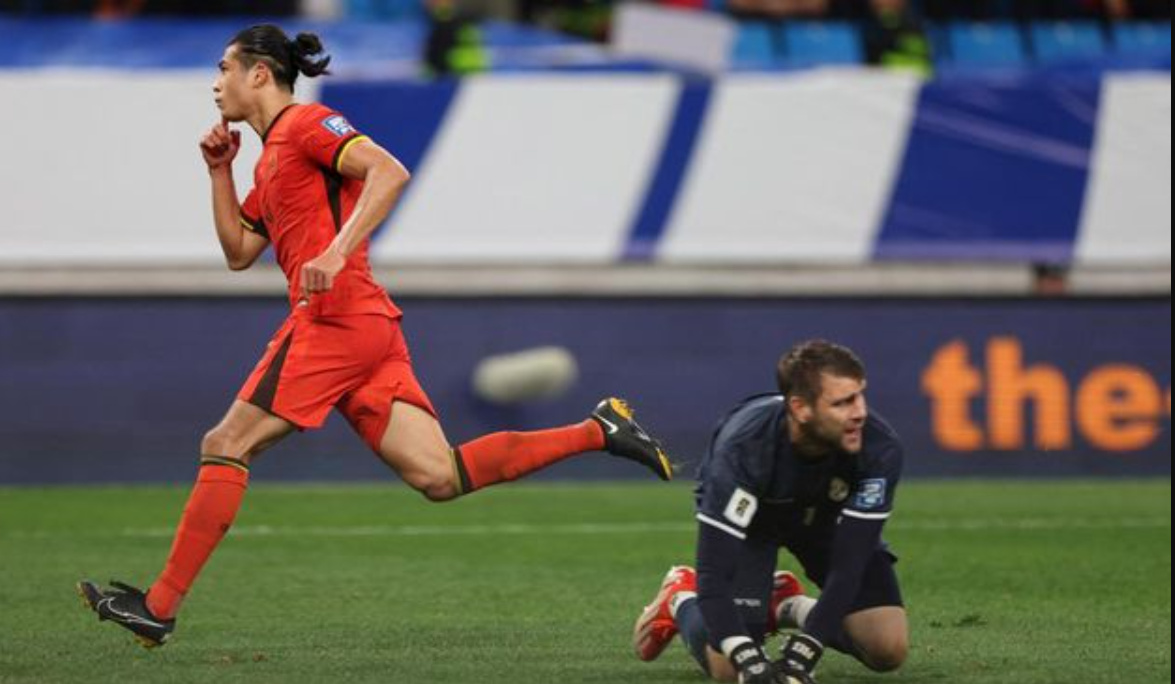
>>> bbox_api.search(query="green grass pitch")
[0,480,1169,684]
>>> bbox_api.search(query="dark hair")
[777,340,866,405]
[229,25,332,91]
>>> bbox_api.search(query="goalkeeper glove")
[777,634,823,684]
[728,641,778,684]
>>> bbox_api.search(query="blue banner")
[875,78,1101,262]
[1,298,1168,484]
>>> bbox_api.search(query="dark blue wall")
[0,297,1169,484]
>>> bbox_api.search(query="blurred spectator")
[95,0,145,18]
[424,0,490,75]
[657,0,705,12]
[1112,0,1172,18]
[922,0,1171,21]
[1,0,297,15]
[863,0,932,74]
[5,0,1165,22]
[519,0,611,41]
[1033,263,1070,296]
[1019,0,1122,20]
[727,0,830,22]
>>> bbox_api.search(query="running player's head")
[214,25,332,122]
[778,340,868,454]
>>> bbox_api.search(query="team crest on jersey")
[829,478,850,503]
[321,115,356,137]
[724,488,759,529]
[853,479,888,510]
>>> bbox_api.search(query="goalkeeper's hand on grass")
[774,662,818,684]
[775,634,823,684]
[729,642,780,684]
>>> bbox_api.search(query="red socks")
[453,420,606,493]
[146,458,249,620]
[143,422,605,618]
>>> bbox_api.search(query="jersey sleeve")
[695,422,776,542]
[842,441,903,523]
[239,189,269,239]
[694,406,780,654]
[293,107,371,175]
[804,439,904,645]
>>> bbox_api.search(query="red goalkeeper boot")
[633,565,697,662]
[768,570,807,634]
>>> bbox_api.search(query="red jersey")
[239,103,401,319]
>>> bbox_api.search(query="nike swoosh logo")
[102,600,167,629]
[597,416,621,435]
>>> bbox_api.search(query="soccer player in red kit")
[79,25,674,648]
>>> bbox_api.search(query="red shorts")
[238,311,438,453]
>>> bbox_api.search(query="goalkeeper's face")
[804,373,869,454]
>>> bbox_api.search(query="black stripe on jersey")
[323,171,344,234]
[241,214,270,240]
[331,133,362,174]
[249,331,294,413]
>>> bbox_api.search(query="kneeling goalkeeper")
[632,341,910,683]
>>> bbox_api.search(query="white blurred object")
[612,3,737,75]
[473,347,580,405]
[300,0,344,19]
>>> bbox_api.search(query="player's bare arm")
[300,140,410,299]
[200,118,268,271]
[78,24,676,653]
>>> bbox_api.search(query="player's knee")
[201,426,245,460]
[862,634,909,673]
[401,465,460,502]
[421,481,460,503]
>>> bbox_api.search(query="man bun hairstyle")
[290,32,332,79]
[230,24,332,91]
[777,340,866,405]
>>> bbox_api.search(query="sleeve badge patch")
[322,115,356,137]
[724,488,759,529]
[853,479,888,510]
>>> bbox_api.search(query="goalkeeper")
[632,340,909,683]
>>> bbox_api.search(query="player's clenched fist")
[301,247,346,299]
[200,118,241,170]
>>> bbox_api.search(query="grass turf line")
[0,480,1169,684]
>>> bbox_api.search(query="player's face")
[807,373,869,454]
[213,47,253,122]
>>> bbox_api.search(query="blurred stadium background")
[0,1,1170,681]
[0,0,1169,484]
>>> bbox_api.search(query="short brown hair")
[777,340,866,404]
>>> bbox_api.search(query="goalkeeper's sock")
[146,458,250,620]
[451,421,605,494]
[673,597,713,673]
[670,590,698,620]
[778,595,818,631]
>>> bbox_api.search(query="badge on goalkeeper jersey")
[724,488,759,528]
[853,479,888,510]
